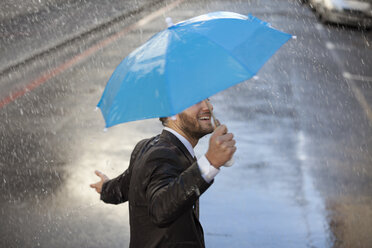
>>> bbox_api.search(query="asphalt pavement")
[1,0,372,247]
[0,0,163,74]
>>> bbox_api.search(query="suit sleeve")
[100,169,130,204]
[145,148,213,227]
[100,139,146,204]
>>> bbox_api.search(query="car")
[309,0,372,28]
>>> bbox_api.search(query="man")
[90,99,236,247]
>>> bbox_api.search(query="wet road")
[0,0,161,74]
[1,0,372,247]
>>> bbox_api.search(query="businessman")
[90,99,236,247]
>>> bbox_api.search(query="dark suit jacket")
[100,130,213,247]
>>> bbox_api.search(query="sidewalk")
[0,0,164,74]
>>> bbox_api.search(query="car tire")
[316,7,328,24]
[319,13,327,24]
[315,11,322,20]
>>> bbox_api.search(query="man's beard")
[178,112,214,140]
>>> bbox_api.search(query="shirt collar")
[163,127,195,158]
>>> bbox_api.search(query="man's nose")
[202,99,213,112]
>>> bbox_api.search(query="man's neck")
[165,124,198,148]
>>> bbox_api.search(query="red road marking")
[0,0,183,109]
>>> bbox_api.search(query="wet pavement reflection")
[197,72,331,247]
[1,0,372,247]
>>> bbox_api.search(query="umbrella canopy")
[97,11,292,128]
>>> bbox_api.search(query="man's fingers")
[94,170,102,177]
[218,133,234,143]
[230,146,237,155]
[94,170,108,181]
[224,139,236,147]
[90,182,102,193]
[214,125,227,136]
[90,182,100,188]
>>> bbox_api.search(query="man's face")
[177,99,214,140]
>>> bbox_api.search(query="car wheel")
[319,13,327,24]
[316,8,328,24]
[315,11,322,20]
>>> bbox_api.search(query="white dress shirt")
[164,127,219,183]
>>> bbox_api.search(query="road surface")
[1,0,372,247]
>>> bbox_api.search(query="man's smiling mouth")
[199,116,210,120]
[198,113,211,121]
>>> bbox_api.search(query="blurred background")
[1,0,372,247]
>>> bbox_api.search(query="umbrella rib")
[164,28,176,117]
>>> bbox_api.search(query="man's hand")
[205,124,236,168]
[90,170,109,194]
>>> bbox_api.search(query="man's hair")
[159,117,168,126]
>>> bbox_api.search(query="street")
[1,0,372,247]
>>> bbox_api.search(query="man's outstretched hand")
[90,170,109,194]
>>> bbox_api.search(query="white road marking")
[318,28,372,126]
[297,131,307,161]
[343,72,372,82]
[326,41,353,51]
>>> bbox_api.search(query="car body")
[309,0,372,28]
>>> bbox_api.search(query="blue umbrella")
[97,11,292,128]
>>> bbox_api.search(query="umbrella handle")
[204,100,219,129]
[224,158,234,167]
[204,100,234,167]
